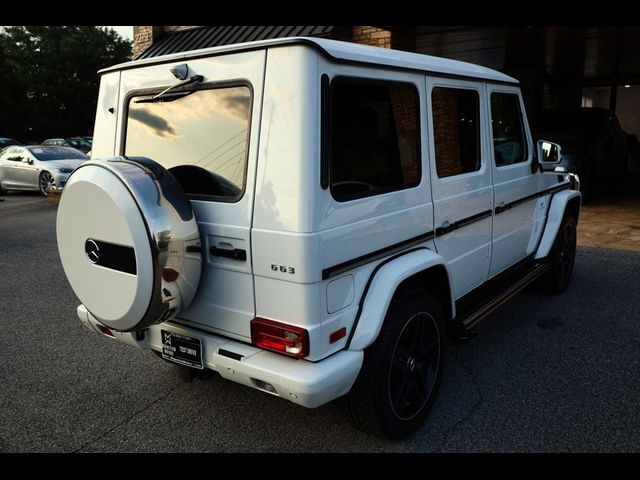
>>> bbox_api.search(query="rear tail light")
[250,318,309,359]
[97,324,115,337]
[162,268,180,282]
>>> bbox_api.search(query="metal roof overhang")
[136,26,335,59]
[101,36,518,85]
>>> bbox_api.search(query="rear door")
[118,51,266,341]
[427,78,493,299]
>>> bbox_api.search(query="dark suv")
[0,137,21,149]
[42,137,92,154]
[534,108,629,201]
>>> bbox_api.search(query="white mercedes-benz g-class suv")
[56,37,580,439]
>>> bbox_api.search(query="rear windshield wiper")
[135,74,204,104]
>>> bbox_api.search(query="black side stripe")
[435,209,493,237]
[495,183,570,215]
[323,184,571,279]
[322,231,435,280]
[344,247,429,349]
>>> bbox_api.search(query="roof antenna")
[170,64,189,81]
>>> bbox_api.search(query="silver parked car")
[0,145,88,195]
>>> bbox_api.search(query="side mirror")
[537,140,562,165]
[21,157,33,165]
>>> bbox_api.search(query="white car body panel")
[349,249,454,351]
[534,189,582,259]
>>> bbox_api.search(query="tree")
[0,26,131,142]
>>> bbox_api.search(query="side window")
[490,92,528,166]
[329,79,420,202]
[432,87,480,178]
[5,148,21,161]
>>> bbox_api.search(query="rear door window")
[328,79,420,202]
[431,87,481,178]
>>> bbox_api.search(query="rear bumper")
[77,305,363,408]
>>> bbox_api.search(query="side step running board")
[459,262,550,331]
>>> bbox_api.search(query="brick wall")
[390,87,419,183]
[432,89,463,178]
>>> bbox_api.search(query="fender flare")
[348,249,455,351]
[535,189,581,260]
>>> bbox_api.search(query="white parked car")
[56,38,581,439]
[0,145,88,195]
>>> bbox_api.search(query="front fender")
[535,189,581,260]
[349,249,454,351]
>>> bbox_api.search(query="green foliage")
[0,26,131,142]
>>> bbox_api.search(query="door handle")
[495,202,510,214]
[209,246,247,261]
[436,220,456,236]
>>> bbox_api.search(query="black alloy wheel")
[389,312,440,420]
[346,287,446,439]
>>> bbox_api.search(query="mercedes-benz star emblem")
[85,239,100,264]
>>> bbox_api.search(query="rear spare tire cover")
[57,157,202,332]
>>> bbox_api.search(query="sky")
[104,26,133,40]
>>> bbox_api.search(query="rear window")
[125,85,252,202]
[28,147,88,160]
[0,138,20,147]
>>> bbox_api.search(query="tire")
[540,214,577,294]
[39,171,56,196]
[346,286,446,440]
[0,183,7,195]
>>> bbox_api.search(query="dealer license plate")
[161,330,204,369]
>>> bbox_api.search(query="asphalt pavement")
[1,192,640,452]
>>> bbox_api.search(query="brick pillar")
[133,25,174,58]
[352,26,392,48]
[132,26,165,57]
